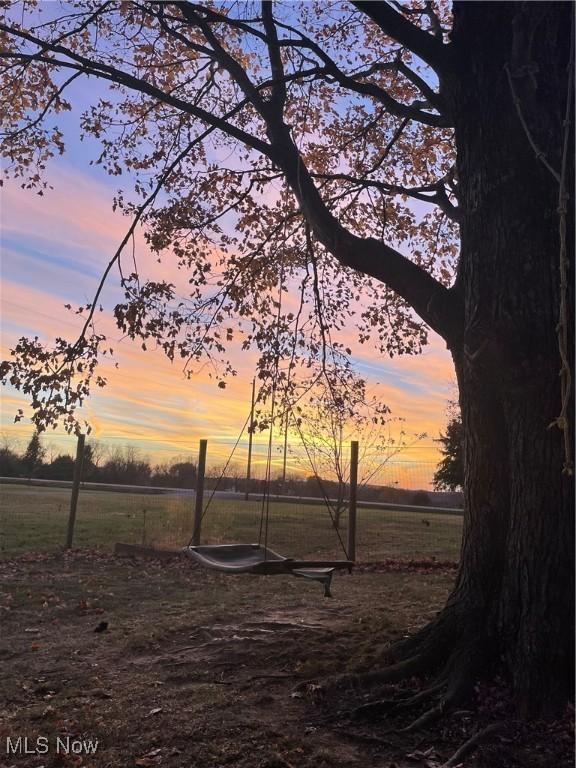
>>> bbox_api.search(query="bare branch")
[311,170,460,222]
[261,1,287,111]
[391,2,445,41]
[176,2,268,114]
[134,7,460,338]
[395,58,447,113]
[260,118,461,341]
[352,57,446,113]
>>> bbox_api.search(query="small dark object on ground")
[94,621,109,633]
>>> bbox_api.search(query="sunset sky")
[0,160,455,479]
[0,53,457,486]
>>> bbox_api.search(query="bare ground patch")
[0,551,571,768]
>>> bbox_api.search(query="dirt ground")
[0,551,572,768]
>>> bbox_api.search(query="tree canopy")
[0,0,460,432]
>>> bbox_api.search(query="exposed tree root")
[346,678,448,722]
[321,653,432,692]
[396,638,485,733]
[441,723,505,767]
[395,678,448,710]
[291,653,430,698]
[330,728,393,747]
[346,698,399,721]
[298,603,493,748]
[380,603,460,666]
[312,612,461,700]
[397,702,447,733]
[301,602,475,700]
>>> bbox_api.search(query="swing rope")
[258,240,286,555]
[257,385,277,551]
[188,190,354,563]
[187,410,251,547]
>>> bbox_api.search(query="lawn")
[0,484,463,562]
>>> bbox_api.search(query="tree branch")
[353,1,453,77]
[395,58,447,113]
[351,57,446,114]
[311,170,460,222]
[1,8,462,347]
[261,1,287,111]
[169,4,449,126]
[391,1,445,41]
[0,22,273,159]
[263,121,461,342]
[176,2,268,113]
[162,8,461,341]
[273,18,450,127]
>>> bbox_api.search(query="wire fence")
[0,479,463,563]
[0,433,463,562]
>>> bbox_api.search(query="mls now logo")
[5,736,99,755]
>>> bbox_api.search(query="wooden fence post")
[348,440,359,562]
[66,433,86,549]
[192,439,207,546]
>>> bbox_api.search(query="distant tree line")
[0,432,197,488]
[1,431,463,507]
[207,471,461,507]
[297,475,439,507]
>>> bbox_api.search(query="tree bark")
[438,2,574,716]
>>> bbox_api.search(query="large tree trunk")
[442,2,574,716]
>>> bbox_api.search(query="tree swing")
[184,404,355,597]
[185,234,354,595]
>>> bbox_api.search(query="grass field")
[0,484,463,561]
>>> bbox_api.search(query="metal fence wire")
[0,434,463,561]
